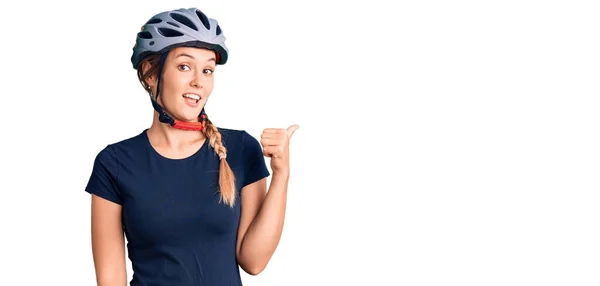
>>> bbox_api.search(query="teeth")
[183,94,200,100]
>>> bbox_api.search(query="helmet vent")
[157,28,184,37]
[146,18,162,24]
[137,31,153,39]
[216,25,222,35]
[195,10,211,30]
[169,13,197,31]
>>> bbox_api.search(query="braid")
[202,113,237,207]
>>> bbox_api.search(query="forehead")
[170,47,216,61]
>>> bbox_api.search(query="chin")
[182,115,201,122]
[171,111,199,122]
[174,106,203,121]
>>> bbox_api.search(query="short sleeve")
[241,131,270,188]
[85,145,123,205]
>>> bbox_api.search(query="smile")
[183,93,201,103]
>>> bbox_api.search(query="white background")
[1,0,599,285]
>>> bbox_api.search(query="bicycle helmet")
[131,8,228,131]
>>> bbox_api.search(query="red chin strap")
[172,120,204,131]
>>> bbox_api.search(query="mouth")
[182,93,201,105]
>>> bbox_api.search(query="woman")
[85,7,298,286]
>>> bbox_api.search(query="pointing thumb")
[287,124,299,139]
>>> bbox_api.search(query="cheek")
[161,77,186,100]
[205,78,215,93]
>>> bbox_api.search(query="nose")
[190,71,204,89]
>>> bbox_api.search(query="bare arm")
[91,194,127,286]
[236,125,298,275]
[236,171,289,275]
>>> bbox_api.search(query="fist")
[261,124,299,174]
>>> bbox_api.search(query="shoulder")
[96,129,148,156]
[216,127,260,149]
[89,130,148,167]
[216,127,245,142]
[215,127,264,168]
[111,129,147,150]
[86,132,147,205]
[215,127,270,187]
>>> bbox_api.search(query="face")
[144,47,217,122]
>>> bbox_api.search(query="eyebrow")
[174,53,216,63]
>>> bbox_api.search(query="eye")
[178,64,191,71]
[204,68,214,75]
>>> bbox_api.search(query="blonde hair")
[137,54,238,207]
[202,115,237,207]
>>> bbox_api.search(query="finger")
[261,137,284,146]
[262,146,280,157]
[262,133,287,143]
[264,128,286,134]
[261,132,280,139]
[287,124,300,139]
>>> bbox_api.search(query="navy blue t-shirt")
[85,127,270,286]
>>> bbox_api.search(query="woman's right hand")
[90,194,127,286]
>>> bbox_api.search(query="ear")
[142,60,157,89]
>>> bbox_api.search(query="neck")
[148,112,207,148]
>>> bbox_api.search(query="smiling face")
[143,47,217,122]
